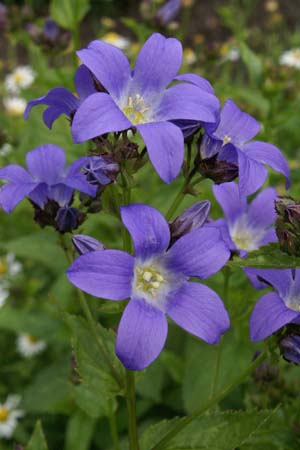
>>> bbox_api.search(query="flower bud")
[43,18,60,42]
[169,200,210,244]
[197,154,239,184]
[279,334,300,365]
[72,234,105,255]
[275,196,300,256]
[83,155,119,186]
[156,0,181,26]
[55,207,85,233]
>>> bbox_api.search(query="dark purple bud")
[275,196,300,256]
[72,234,105,255]
[280,335,300,365]
[55,207,85,233]
[252,351,279,382]
[197,154,238,184]
[43,18,60,42]
[286,204,300,226]
[83,156,119,186]
[14,445,24,450]
[156,0,181,26]
[170,200,210,243]
[32,199,59,228]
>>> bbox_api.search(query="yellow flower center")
[0,407,9,422]
[27,335,38,344]
[134,265,165,299]
[222,135,231,145]
[13,73,25,84]
[0,259,7,275]
[123,94,150,124]
[292,50,300,61]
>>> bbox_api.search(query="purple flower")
[0,144,96,213]
[279,334,300,364]
[64,33,219,183]
[250,269,300,341]
[212,182,277,257]
[67,204,230,370]
[200,99,290,196]
[169,200,210,243]
[24,65,97,129]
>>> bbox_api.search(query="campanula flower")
[67,204,230,370]
[29,33,219,183]
[156,0,181,25]
[279,334,300,364]
[212,182,277,257]
[169,200,210,243]
[200,99,290,196]
[0,144,96,213]
[250,269,300,341]
[82,156,119,185]
[72,234,105,255]
[24,65,97,129]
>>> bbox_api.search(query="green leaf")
[183,331,255,413]
[229,243,300,269]
[136,359,166,403]
[65,410,95,450]
[65,314,124,417]
[1,230,66,271]
[140,410,276,450]
[50,0,90,30]
[26,421,48,450]
[239,42,263,83]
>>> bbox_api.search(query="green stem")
[150,350,268,450]
[108,404,120,450]
[210,269,231,400]
[71,27,80,69]
[165,170,203,221]
[120,171,140,450]
[59,235,123,388]
[126,371,140,450]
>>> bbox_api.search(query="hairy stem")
[108,403,120,450]
[151,350,268,450]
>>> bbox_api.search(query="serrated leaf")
[229,243,300,269]
[141,410,276,450]
[65,410,95,450]
[26,421,48,450]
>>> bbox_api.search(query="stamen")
[134,264,166,299]
[122,94,150,124]
[0,407,9,422]
[222,135,231,145]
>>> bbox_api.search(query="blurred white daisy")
[0,395,24,439]
[0,253,22,279]
[17,334,46,358]
[3,97,26,117]
[102,32,130,50]
[0,284,9,308]
[183,48,197,65]
[0,143,12,157]
[279,49,300,69]
[5,66,35,94]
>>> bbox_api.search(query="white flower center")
[230,217,265,252]
[122,94,150,124]
[285,296,300,312]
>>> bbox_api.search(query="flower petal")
[28,183,49,207]
[242,141,290,189]
[175,73,214,93]
[77,40,131,99]
[72,93,131,143]
[247,269,292,299]
[42,107,63,129]
[121,204,170,260]
[156,83,219,123]
[0,183,36,213]
[0,164,32,183]
[250,292,298,341]
[74,64,97,99]
[132,33,182,97]
[213,182,247,223]
[212,99,261,145]
[237,149,268,196]
[259,228,277,246]
[64,157,97,197]
[247,187,277,228]
[167,282,230,344]
[116,297,168,370]
[24,87,79,127]
[164,226,230,279]
[26,144,66,185]
[67,250,134,300]
[137,121,184,183]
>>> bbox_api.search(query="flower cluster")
[0,32,295,375]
